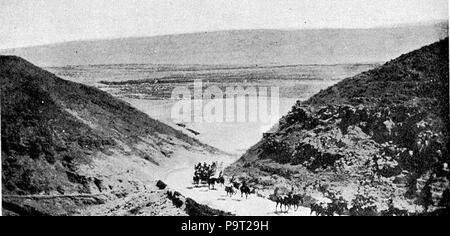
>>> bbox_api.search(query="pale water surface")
[48,63,377,154]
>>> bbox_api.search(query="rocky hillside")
[0,56,222,215]
[226,39,449,215]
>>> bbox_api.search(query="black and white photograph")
[0,0,449,220]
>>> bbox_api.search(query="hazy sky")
[0,0,448,49]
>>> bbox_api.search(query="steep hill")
[0,56,221,215]
[226,39,449,215]
[1,23,448,67]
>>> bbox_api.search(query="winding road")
[163,160,312,216]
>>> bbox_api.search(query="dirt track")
[163,154,312,216]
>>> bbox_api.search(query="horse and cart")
[192,163,253,199]
[192,162,225,189]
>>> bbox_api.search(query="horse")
[240,185,251,199]
[217,176,225,187]
[208,177,217,190]
[269,188,288,213]
[225,186,235,197]
[285,194,304,211]
[200,171,209,184]
[192,175,200,187]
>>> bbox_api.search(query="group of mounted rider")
[269,187,349,215]
[192,163,343,214]
[192,163,253,198]
[192,162,225,190]
[269,187,306,213]
[224,177,253,199]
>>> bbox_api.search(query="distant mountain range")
[1,22,448,67]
